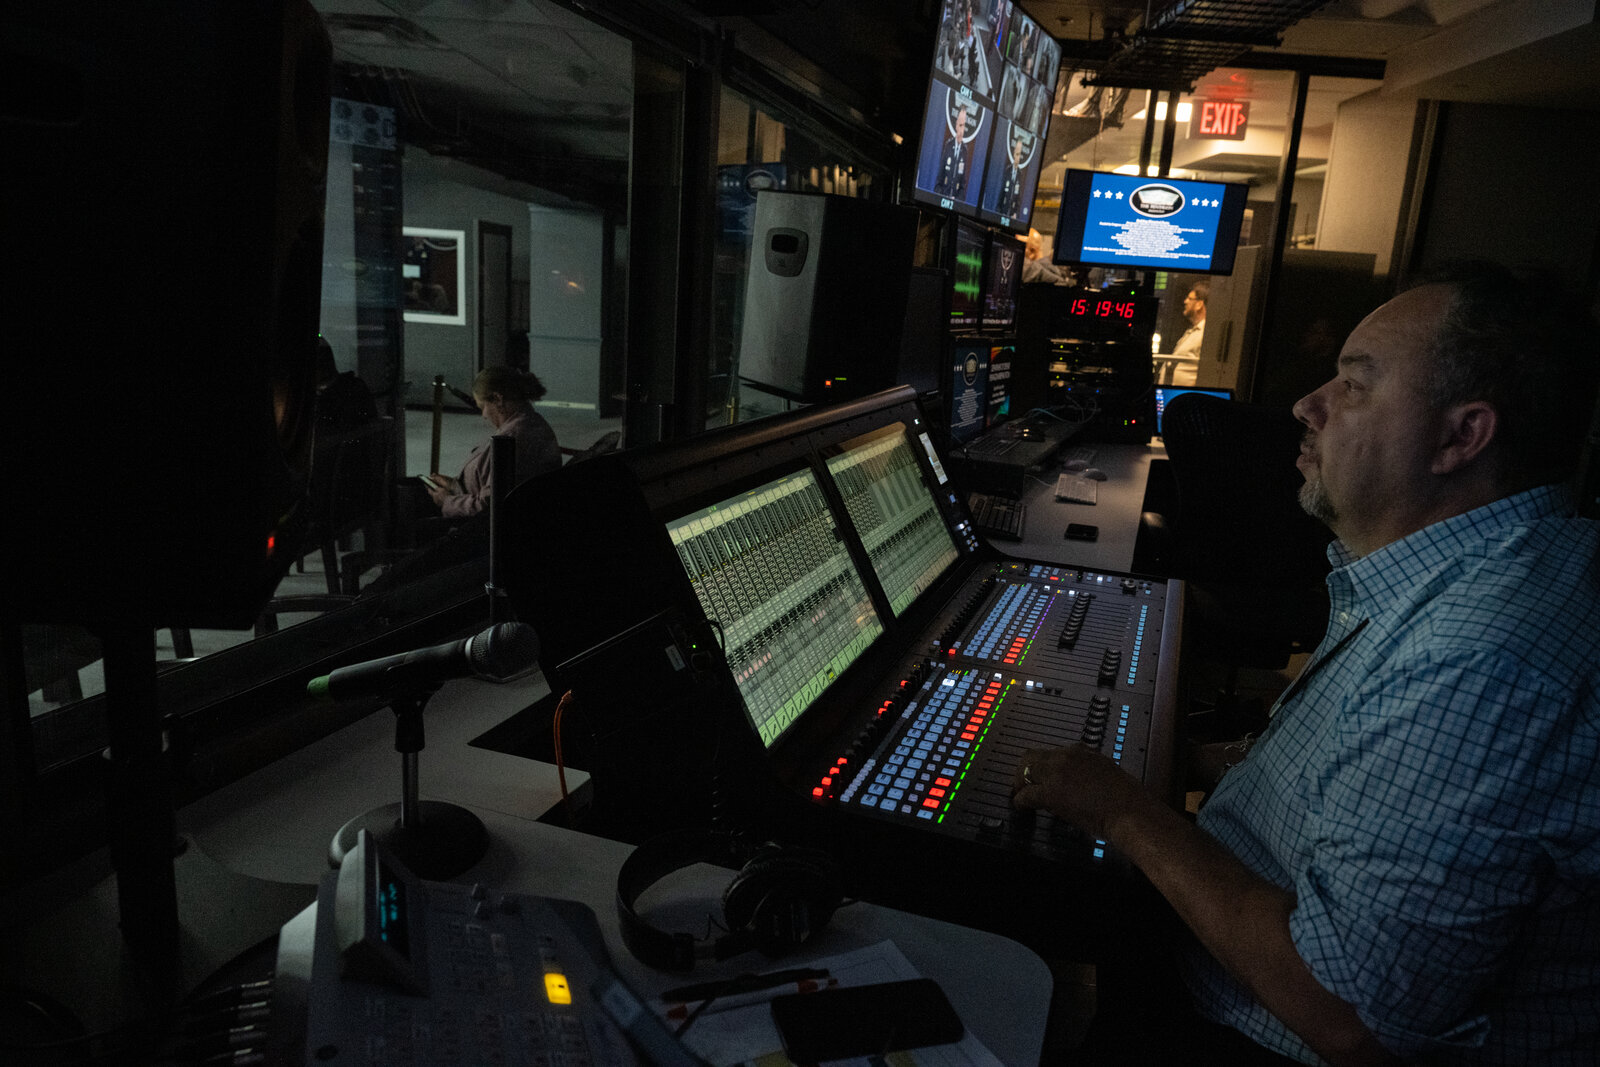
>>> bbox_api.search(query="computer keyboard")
[1054,472,1099,505]
[967,491,1027,540]
[965,434,1020,457]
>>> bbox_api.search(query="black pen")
[661,966,831,1004]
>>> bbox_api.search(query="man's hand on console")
[1012,744,1400,1067]
[1010,744,1141,840]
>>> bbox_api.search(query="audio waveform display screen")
[950,217,987,330]
[825,425,961,617]
[666,470,884,747]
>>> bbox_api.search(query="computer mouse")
[1081,467,1108,481]
[1063,458,1089,472]
[1017,427,1040,439]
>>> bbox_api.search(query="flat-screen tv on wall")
[1052,168,1250,275]
[910,1,1061,234]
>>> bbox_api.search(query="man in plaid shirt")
[1015,262,1600,1065]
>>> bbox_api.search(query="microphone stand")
[328,681,489,880]
[330,429,520,877]
[487,434,514,623]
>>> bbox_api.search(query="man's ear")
[1432,400,1498,475]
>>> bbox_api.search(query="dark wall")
[699,0,934,135]
[1419,102,1600,291]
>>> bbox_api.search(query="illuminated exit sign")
[1192,99,1250,140]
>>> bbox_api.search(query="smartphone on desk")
[770,978,964,1062]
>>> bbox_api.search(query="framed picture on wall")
[402,227,466,325]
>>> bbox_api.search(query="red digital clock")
[1068,297,1137,320]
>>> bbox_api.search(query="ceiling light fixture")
[1131,101,1193,122]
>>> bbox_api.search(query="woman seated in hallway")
[425,365,563,518]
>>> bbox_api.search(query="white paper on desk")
[660,939,1003,1067]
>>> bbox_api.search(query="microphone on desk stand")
[315,622,541,880]
[307,622,539,702]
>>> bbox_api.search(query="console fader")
[799,560,1178,865]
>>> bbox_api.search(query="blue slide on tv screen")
[1052,169,1249,275]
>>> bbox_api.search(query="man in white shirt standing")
[1161,282,1209,386]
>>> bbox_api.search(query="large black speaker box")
[738,192,918,404]
[2,3,332,628]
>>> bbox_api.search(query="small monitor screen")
[1154,385,1235,435]
[987,343,1015,422]
[951,218,988,330]
[665,469,884,748]
[949,343,991,445]
[374,855,412,959]
[982,234,1023,329]
[1053,169,1249,275]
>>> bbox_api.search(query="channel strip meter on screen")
[665,467,884,748]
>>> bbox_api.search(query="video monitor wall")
[911,0,1061,233]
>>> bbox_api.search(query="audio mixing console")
[504,385,1181,880]
[798,561,1178,866]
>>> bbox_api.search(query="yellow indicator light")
[544,973,572,1005]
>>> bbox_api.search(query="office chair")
[301,415,395,596]
[254,414,393,637]
[1146,393,1333,738]
[561,429,622,464]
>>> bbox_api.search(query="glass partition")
[714,87,894,430]
[1035,67,1390,401]
[18,7,636,764]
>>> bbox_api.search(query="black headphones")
[615,828,844,972]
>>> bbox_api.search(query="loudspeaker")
[616,829,844,972]
[2,2,332,628]
[738,192,918,404]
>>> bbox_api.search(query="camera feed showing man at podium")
[935,100,978,201]
[987,125,1034,221]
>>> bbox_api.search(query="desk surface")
[167,676,1052,1065]
[999,440,1162,573]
